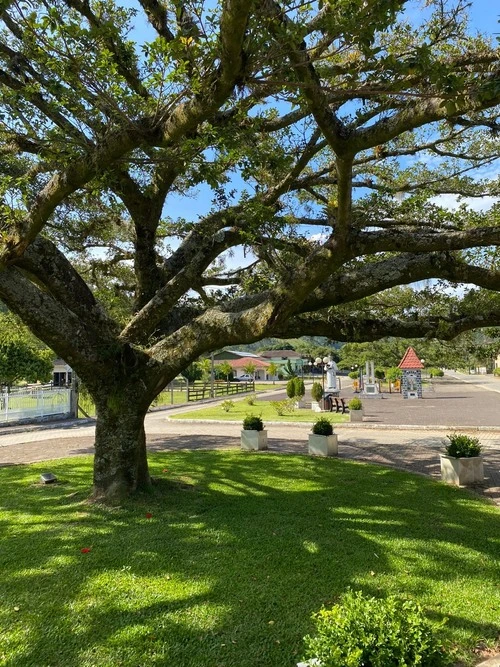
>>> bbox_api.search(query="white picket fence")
[0,386,72,424]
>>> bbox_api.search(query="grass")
[170,397,350,423]
[1,452,499,667]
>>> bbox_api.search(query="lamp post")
[315,356,330,392]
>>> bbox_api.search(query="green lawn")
[169,398,350,423]
[1,452,499,666]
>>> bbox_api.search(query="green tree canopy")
[0,0,498,498]
[0,312,53,387]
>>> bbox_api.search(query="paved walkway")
[0,373,499,505]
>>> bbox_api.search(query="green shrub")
[312,417,333,436]
[348,397,362,410]
[311,382,323,402]
[242,415,264,431]
[348,371,359,380]
[286,378,296,399]
[428,367,444,378]
[494,367,500,377]
[294,377,305,398]
[374,368,385,380]
[270,399,294,416]
[385,366,402,383]
[220,400,235,412]
[445,433,481,458]
[302,590,450,667]
[245,393,257,405]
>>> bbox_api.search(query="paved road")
[0,373,499,505]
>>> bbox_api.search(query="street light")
[315,356,330,392]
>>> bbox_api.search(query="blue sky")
[122,1,499,269]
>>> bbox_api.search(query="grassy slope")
[1,452,499,667]
[170,398,349,423]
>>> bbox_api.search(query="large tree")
[0,0,499,499]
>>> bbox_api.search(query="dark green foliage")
[445,433,481,458]
[286,377,297,399]
[282,360,297,378]
[374,368,385,380]
[294,377,305,398]
[303,590,450,667]
[181,363,202,382]
[312,417,333,436]
[311,382,323,402]
[348,371,359,379]
[0,312,53,387]
[242,415,264,431]
[348,398,363,410]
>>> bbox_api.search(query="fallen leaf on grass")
[81,547,91,554]
[146,512,153,519]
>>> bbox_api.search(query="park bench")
[334,397,349,414]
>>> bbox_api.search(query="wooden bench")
[334,397,349,414]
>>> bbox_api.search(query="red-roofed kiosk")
[398,347,424,399]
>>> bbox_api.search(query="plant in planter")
[348,397,363,422]
[286,377,297,400]
[294,377,306,408]
[311,382,323,412]
[440,433,484,486]
[241,415,267,451]
[308,417,338,457]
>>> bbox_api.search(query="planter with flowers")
[241,415,268,451]
[348,397,363,422]
[308,417,338,457]
[440,433,484,486]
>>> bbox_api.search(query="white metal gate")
[0,386,72,423]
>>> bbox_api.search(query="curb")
[0,417,95,436]
[165,417,500,433]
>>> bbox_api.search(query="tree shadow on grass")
[1,451,499,666]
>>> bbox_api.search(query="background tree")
[242,362,256,378]
[267,362,279,383]
[218,361,233,382]
[0,313,53,388]
[0,1,498,499]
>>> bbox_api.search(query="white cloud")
[430,194,498,212]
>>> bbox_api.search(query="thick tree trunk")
[92,395,152,501]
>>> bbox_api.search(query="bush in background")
[311,382,323,402]
[286,378,297,399]
[294,377,305,399]
[270,399,295,416]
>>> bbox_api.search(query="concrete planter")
[349,409,364,422]
[241,429,268,451]
[311,400,323,413]
[440,454,484,486]
[295,399,306,409]
[308,433,338,457]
